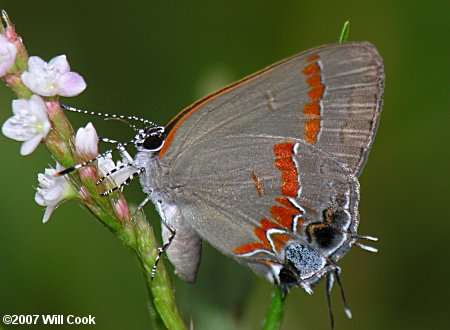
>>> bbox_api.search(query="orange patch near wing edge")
[305,119,320,144]
[306,74,321,87]
[302,62,320,76]
[308,85,325,101]
[273,142,299,198]
[302,55,324,144]
[270,204,297,229]
[234,143,306,258]
[281,172,300,197]
[273,142,295,157]
[272,234,292,253]
[307,54,320,62]
[304,102,320,118]
[233,242,267,255]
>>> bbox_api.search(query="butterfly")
[61,41,383,326]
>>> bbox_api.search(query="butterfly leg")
[96,163,135,185]
[151,220,176,280]
[99,168,144,196]
[136,196,151,211]
[155,201,202,283]
[116,142,134,163]
[55,137,134,177]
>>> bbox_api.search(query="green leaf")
[338,21,350,43]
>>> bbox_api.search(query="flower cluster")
[0,13,185,329]
[33,122,135,223]
[0,21,92,222]
[1,35,86,156]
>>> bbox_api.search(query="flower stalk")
[0,10,185,330]
[263,287,286,330]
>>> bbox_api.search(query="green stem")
[263,287,286,330]
[130,211,186,330]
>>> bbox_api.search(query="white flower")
[0,34,17,77]
[75,122,98,159]
[2,94,51,155]
[21,55,86,97]
[35,162,77,223]
[98,154,135,186]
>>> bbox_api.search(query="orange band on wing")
[302,62,320,76]
[301,55,325,144]
[234,142,305,257]
[273,142,299,198]
[233,242,267,255]
[160,49,327,158]
[306,54,320,62]
[303,102,320,118]
[272,234,292,253]
[270,204,298,229]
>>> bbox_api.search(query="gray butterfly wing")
[156,42,383,283]
[167,135,359,283]
[160,42,384,177]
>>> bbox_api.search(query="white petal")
[20,135,43,155]
[45,188,62,202]
[35,190,45,206]
[48,55,69,73]
[5,42,18,58]
[11,99,29,115]
[27,56,46,73]
[42,119,52,138]
[29,95,49,122]
[42,206,56,223]
[21,71,41,94]
[2,117,26,141]
[58,72,87,97]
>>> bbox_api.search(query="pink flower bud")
[0,34,18,77]
[114,197,130,221]
[75,122,98,160]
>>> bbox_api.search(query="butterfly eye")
[143,134,164,151]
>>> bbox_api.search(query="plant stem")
[125,211,186,330]
[263,287,286,330]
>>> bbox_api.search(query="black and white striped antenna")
[59,103,157,127]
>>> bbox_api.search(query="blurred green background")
[0,1,448,329]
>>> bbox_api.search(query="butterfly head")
[135,126,166,152]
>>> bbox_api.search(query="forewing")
[160,42,384,176]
